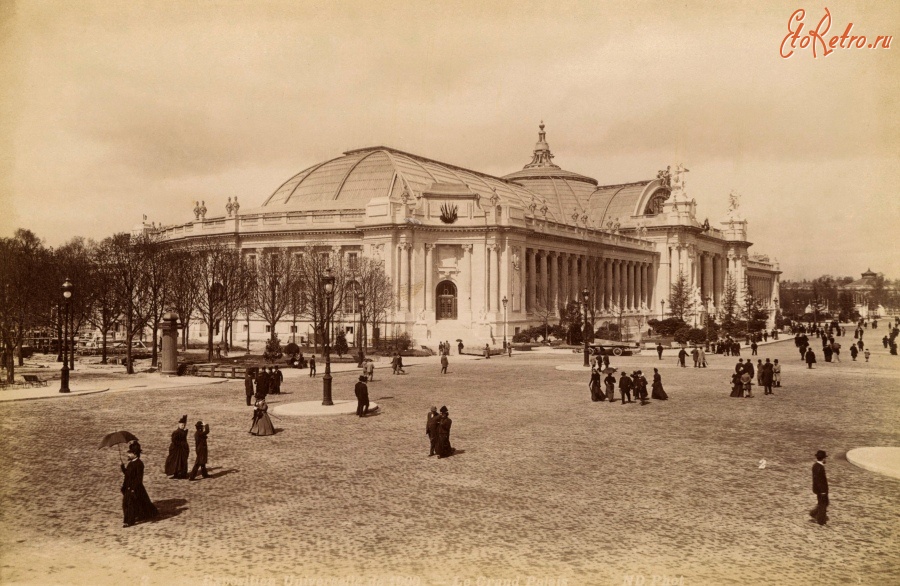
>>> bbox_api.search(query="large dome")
[260,146,562,223]
[502,123,599,220]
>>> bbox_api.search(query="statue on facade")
[657,166,671,188]
[727,190,741,218]
[193,201,201,221]
[511,252,521,271]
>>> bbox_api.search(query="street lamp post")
[582,288,590,367]
[357,298,365,367]
[59,278,73,393]
[703,296,711,350]
[501,296,508,351]
[321,268,335,406]
[660,299,666,320]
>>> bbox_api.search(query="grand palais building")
[150,124,781,347]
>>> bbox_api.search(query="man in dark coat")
[121,441,158,527]
[656,343,664,360]
[751,341,758,355]
[256,368,269,399]
[440,354,449,374]
[761,358,774,395]
[309,355,316,377]
[272,366,283,394]
[425,406,440,456]
[436,406,454,458]
[354,376,369,417]
[164,415,190,479]
[810,450,829,525]
[189,421,210,480]
[618,372,633,404]
[244,371,255,406]
[805,348,817,369]
[743,359,755,380]
[678,348,687,367]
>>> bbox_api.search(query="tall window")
[347,252,358,271]
[343,281,360,313]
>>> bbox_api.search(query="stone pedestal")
[160,311,180,375]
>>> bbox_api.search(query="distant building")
[839,269,894,318]
[149,124,781,345]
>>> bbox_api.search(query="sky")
[1,0,898,280]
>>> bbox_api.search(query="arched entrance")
[436,281,458,320]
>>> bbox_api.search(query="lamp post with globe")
[502,296,508,351]
[59,278,73,393]
[582,288,590,367]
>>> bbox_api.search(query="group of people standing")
[730,357,779,397]
[425,406,454,458]
[589,368,667,404]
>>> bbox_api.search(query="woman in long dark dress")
[651,368,668,400]
[730,372,744,397]
[604,372,616,402]
[164,415,190,479]
[250,398,275,436]
[121,442,158,527]
[435,406,454,458]
[589,369,603,401]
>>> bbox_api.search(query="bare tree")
[141,239,173,367]
[354,256,393,352]
[194,242,242,361]
[88,238,124,363]
[107,233,153,374]
[0,230,51,382]
[253,249,297,342]
[292,244,349,356]
[168,249,200,351]
[222,255,255,352]
[53,237,97,369]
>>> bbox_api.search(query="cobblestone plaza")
[1,339,898,585]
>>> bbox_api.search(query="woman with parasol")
[121,441,158,527]
[589,368,603,402]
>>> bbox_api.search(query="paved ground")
[0,334,898,585]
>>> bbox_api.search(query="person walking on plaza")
[309,355,316,377]
[188,421,210,481]
[805,347,817,369]
[656,343,664,360]
[589,368,603,402]
[392,353,400,374]
[651,368,668,400]
[255,368,269,399]
[244,371,255,406]
[634,370,649,405]
[744,358,755,381]
[883,335,889,349]
[272,366,283,394]
[436,406,455,458]
[426,406,440,456]
[354,375,369,417]
[730,371,744,397]
[678,347,687,368]
[364,359,375,381]
[850,344,858,361]
[756,359,763,386]
[864,348,871,362]
[691,347,700,367]
[832,341,841,362]
[618,371,633,404]
[484,343,491,359]
[741,370,753,398]
[440,353,449,374]
[458,340,464,354]
[698,346,707,367]
[773,359,781,387]
[857,339,864,352]
[751,340,758,356]
[120,442,158,527]
[761,359,774,395]
[250,398,275,436]
[809,450,829,525]
[604,371,616,402]
[164,415,190,479]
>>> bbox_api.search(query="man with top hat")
[164,415,190,479]
[121,441,158,527]
[426,406,440,456]
[244,370,255,406]
[354,375,369,417]
[436,406,455,458]
[810,450,829,525]
[188,420,210,480]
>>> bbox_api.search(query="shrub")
[648,318,686,337]
[263,335,283,363]
[334,330,349,357]
[284,342,300,358]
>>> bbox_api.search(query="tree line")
[0,229,393,382]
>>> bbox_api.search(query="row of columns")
[524,249,654,314]
[747,274,775,306]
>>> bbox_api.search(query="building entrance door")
[436,281,457,320]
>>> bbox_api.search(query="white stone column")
[399,243,409,312]
[500,240,510,314]
[539,251,548,308]
[604,258,612,310]
[461,244,473,316]
[489,244,499,313]
[527,248,536,312]
[425,243,434,312]
[549,251,559,316]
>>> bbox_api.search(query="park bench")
[187,363,245,379]
[23,375,48,387]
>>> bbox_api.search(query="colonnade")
[524,248,654,314]
[747,274,776,307]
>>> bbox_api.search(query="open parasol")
[99,430,139,464]
[602,367,618,374]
